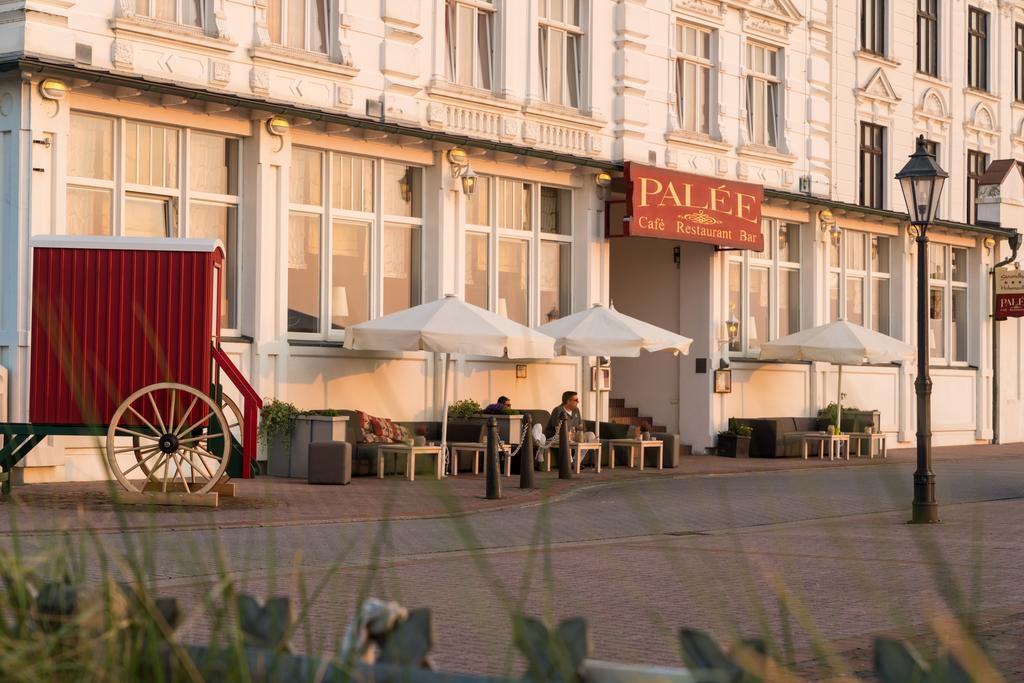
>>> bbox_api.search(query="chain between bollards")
[520,414,535,489]
[486,416,501,499]
[558,416,572,479]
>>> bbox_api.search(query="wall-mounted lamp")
[399,168,413,202]
[819,209,841,245]
[828,222,842,246]
[460,166,478,196]
[448,148,470,176]
[596,171,613,200]
[39,78,68,101]
[672,245,681,265]
[726,315,740,346]
[267,116,290,136]
[984,235,997,251]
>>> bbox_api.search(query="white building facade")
[0,0,1021,481]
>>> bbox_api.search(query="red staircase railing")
[211,346,263,478]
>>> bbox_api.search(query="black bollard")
[558,417,572,479]
[486,416,501,500]
[520,414,535,489]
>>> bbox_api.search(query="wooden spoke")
[113,443,161,456]
[126,405,162,440]
[121,449,165,477]
[171,453,191,494]
[107,383,230,496]
[177,411,214,439]
[146,391,168,435]
[174,396,199,435]
[182,447,216,480]
[178,433,223,446]
[115,426,160,442]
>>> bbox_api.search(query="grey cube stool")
[307,441,352,485]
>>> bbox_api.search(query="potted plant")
[258,399,300,477]
[448,398,482,418]
[717,418,752,458]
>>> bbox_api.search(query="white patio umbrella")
[346,295,555,470]
[538,303,693,438]
[758,319,915,431]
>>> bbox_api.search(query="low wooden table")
[449,442,512,477]
[801,433,850,461]
[376,444,443,481]
[544,442,603,473]
[849,432,887,459]
[606,438,663,471]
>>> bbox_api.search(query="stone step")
[608,405,639,418]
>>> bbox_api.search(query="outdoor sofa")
[517,409,681,469]
[333,410,486,476]
[733,411,881,458]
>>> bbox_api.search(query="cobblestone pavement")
[3,445,1024,679]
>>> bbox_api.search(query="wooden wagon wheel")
[130,394,242,479]
[106,382,230,496]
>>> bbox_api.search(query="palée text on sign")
[623,163,764,251]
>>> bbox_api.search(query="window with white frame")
[446,0,495,90]
[928,243,969,364]
[136,0,203,27]
[745,42,781,148]
[266,0,327,53]
[674,22,713,135]
[538,0,583,109]
[828,231,891,334]
[726,220,801,354]
[66,112,240,329]
[287,149,423,336]
[464,176,572,326]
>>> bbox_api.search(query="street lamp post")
[896,135,948,524]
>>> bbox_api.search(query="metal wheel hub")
[159,434,180,454]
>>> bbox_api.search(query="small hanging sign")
[995,266,1024,320]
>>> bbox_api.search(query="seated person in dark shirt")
[545,391,582,438]
[483,396,511,414]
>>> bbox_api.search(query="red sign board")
[995,266,1024,320]
[621,163,764,250]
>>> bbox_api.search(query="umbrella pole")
[441,352,451,475]
[836,365,843,433]
[594,357,601,441]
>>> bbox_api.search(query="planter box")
[466,414,524,444]
[268,415,349,479]
[717,434,750,458]
[290,415,349,480]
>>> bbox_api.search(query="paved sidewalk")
[2,442,1020,533]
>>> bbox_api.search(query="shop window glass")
[67,187,113,236]
[465,232,489,309]
[330,220,370,329]
[871,279,890,335]
[540,241,570,322]
[728,261,742,352]
[291,148,322,205]
[952,287,968,363]
[382,163,422,218]
[498,238,529,325]
[190,202,238,328]
[540,186,572,235]
[466,176,492,226]
[69,113,114,180]
[126,122,179,189]
[383,223,422,316]
[190,133,239,195]
[331,153,375,213]
[497,179,531,231]
[748,266,769,351]
[287,213,321,333]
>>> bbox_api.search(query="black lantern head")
[896,135,948,227]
